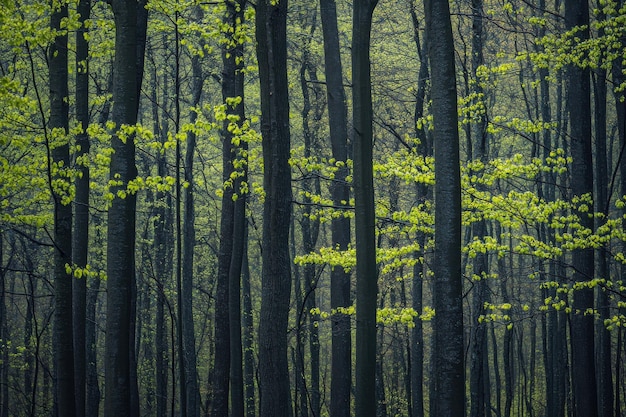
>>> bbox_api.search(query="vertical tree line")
[2,0,626,416]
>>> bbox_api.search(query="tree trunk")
[152,54,172,417]
[424,0,464,415]
[211,24,236,416]
[319,1,352,415]
[226,3,247,416]
[593,59,613,417]
[292,238,308,417]
[352,1,379,416]
[256,1,292,415]
[565,0,597,415]
[182,30,203,417]
[614,1,626,412]
[105,1,140,415]
[242,236,255,417]
[468,0,489,414]
[409,4,429,415]
[0,234,8,417]
[496,227,513,417]
[298,18,323,415]
[86,274,101,417]
[50,1,76,415]
[73,1,91,415]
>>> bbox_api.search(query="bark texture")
[256,0,292,416]
[424,0,464,415]
[50,1,75,415]
[352,1,379,416]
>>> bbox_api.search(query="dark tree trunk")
[352,1,379,416]
[409,4,430,416]
[50,1,76,415]
[130,7,147,415]
[211,162,233,417]
[242,236,255,417]
[593,61,613,417]
[468,0,490,414]
[211,1,249,412]
[24,260,36,410]
[182,13,204,416]
[86,274,101,417]
[292,237,308,417]
[152,54,172,417]
[496,226,513,417]
[0,233,7,417]
[614,1,626,412]
[297,15,323,415]
[424,0,464,415]
[225,3,247,417]
[564,0,597,416]
[73,1,91,416]
[256,0,292,415]
[105,1,141,415]
[319,1,352,415]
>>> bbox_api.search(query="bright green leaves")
[309,304,434,329]
[521,0,626,91]
[65,262,107,281]
[212,99,259,201]
[295,246,356,272]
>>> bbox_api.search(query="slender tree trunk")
[352,1,379,416]
[211,33,236,417]
[152,55,172,417]
[298,19,323,415]
[226,3,247,416]
[319,1,352,415]
[73,1,91,416]
[565,0,597,415]
[614,2,626,412]
[86,274,101,417]
[242,235,255,417]
[424,0,464,415]
[174,22,188,417]
[182,11,204,416]
[50,1,76,415]
[468,0,490,414]
[256,1,292,415]
[0,233,8,417]
[105,1,140,415]
[292,237,308,417]
[409,4,429,415]
[496,229,513,417]
[129,6,147,413]
[593,61,613,417]
[24,263,36,408]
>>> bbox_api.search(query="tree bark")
[225,2,247,416]
[409,4,430,416]
[105,1,140,415]
[592,56,613,417]
[242,236,255,417]
[424,0,464,415]
[319,0,352,415]
[182,11,204,416]
[73,1,91,416]
[50,1,76,415]
[152,55,172,417]
[352,1,379,416]
[564,0,597,415]
[256,0,292,415]
[468,0,489,415]
[0,232,7,417]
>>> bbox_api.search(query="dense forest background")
[1,0,625,416]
